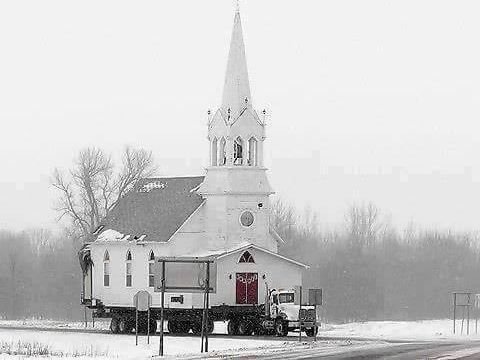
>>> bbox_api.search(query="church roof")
[97,176,205,242]
[221,10,252,118]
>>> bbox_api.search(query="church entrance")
[236,272,258,304]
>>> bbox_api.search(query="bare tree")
[52,146,156,241]
[345,202,383,249]
[270,198,297,241]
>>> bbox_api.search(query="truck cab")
[268,288,318,337]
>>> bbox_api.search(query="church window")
[248,137,257,166]
[211,138,218,166]
[234,137,243,165]
[240,210,254,227]
[103,250,110,287]
[239,251,255,263]
[126,250,132,287]
[148,250,155,287]
[219,138,226,166]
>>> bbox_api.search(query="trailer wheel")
[207,318,214,334]
[167,320,176,334]
[110,317,120,334]
[275,319,288,337]
[305,326,318,337]
[177,321,190,334]
[227,319,238,336]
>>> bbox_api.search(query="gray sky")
[1,0,480,232]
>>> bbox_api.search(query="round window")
[240,211,254,227]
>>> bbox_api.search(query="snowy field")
[0,326,384,359]
[0,319,477,358]
[323,319,480,342]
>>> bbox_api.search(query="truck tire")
[237,318,252,336]
[149,318,157,334]
[275,319,288,337]
[305,326,318,337]
[227,319,238,336]
[110,317,120,334]
[118,317,131,334]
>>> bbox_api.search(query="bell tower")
[198,8,276,252]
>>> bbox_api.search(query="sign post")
[133,290,152,346]
[299,285,303,343]
[154,256,215,357]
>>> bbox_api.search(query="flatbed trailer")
[84,290,318,337]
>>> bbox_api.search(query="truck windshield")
[279,293,294,303]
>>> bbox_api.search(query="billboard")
[154,258,217,293]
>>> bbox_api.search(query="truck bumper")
[288,321,316,328]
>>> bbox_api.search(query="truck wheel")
[237,319,252,336]
[148,319,157,334]
[227,319,238,336]
[110,317,120,334]
[275,320,288,337]
[118,317,130,333]
[305,326,318,337]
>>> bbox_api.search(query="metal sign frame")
[133,290,152,346]
[154,256,215,357]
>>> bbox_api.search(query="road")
[217,340,480,360]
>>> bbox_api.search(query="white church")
[82,8,307,310]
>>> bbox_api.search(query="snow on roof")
[96,229,132,242]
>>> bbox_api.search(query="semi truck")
[82,285,319,337]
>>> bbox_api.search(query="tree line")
[274,200,480,322]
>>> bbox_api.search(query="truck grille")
[299,308,316,321]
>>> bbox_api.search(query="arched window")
[219,138,226,166]
[148,250,155,287]
[211,138,218,166]
[234,137,243,165]
[248,137,257,166]
[239,251,255,263]
[103,250,110,287]
[126,250,132,287]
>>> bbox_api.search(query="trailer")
[82,286,318,337]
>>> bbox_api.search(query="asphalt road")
[229,340,480,360]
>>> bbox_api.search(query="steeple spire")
[221,8,251,117]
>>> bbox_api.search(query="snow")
[0,320,386,359]
[1,319,479,359]
[0,327,385,360]
[96,229,131,242]
[321,319,480,342]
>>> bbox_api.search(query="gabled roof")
[97,176,205,242]
[180,242,308,269]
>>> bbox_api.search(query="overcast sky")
[1,0,480,232]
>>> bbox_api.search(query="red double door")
[236,272,258,304]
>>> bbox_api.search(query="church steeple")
[221,10,252,117]
[205,7,268,171]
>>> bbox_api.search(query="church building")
[82,8,307,310]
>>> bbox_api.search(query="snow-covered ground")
[0,319,477,359]
[321,319,480,342]
[0,326,384,359]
